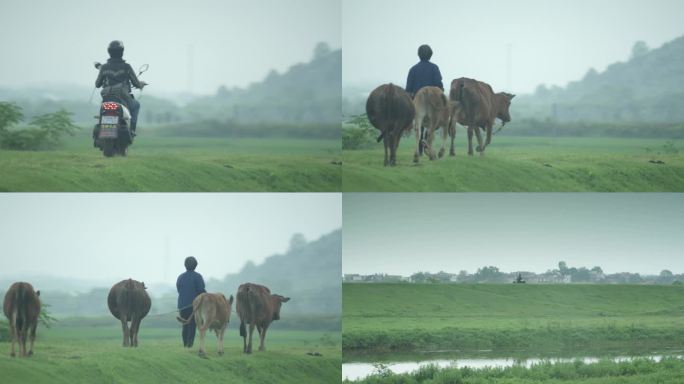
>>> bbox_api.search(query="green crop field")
[343,283,684,353]
[0,135,341,192]
[342,136,684,191]
[0,325,340,384]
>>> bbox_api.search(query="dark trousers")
[180,307,196,347]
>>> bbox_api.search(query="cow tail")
[15,284,25,331]
[120,280,132,321]
[385,84,396,137]
[239,321,246,337]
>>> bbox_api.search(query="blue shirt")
[176,270,206,309]
[406,60,444,97]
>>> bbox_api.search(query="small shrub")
[0,108,79,150]
[0,101,23,134]
[343,114,378,150]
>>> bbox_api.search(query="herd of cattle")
[366,78,515,166]
[2,280,290,358]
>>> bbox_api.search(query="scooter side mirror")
[138,64,149,75]
[94,61,102,70]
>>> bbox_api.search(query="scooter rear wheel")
[102,141,116,157]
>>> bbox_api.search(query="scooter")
[91,63,149,157]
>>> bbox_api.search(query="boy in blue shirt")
[406,44,444,98]
[177,256,206,348]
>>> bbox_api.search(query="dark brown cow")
[3,282,41,357]
[449,77,515,155]
[236,283,290,354]
[366,83,415,166]
[107,278,151,347]
[177,292,234,357]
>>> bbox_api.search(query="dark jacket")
[176,270,206,309]
[406,60,443,97]
[95,58,143,93]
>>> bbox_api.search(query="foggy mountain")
[516,35,684,123]
[0,229,341,318]
[206,229,341,316]
[343,35,684,126]
[0,43,341,127]
[187,44,341,125]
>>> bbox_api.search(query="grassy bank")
[0,135,341,191]
[342,284,684,352]
[342,136,684,191]
[346,357,684,384]
[0,325,340,384]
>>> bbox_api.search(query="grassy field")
[346,357,684,384]
[343,284,684,353]
[0,134,341,191]
[0,325,340,384]
[342,136,684,191]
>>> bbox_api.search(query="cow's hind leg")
[474,126,485,156]
[467,126,474,156]
[217,327,225,356]
[383,136,390,167]
[240,321,248,353]
[390,132,400,166]
[28,322,37,356]
[258,325,269,352]
[120,317,130,347]
[413,118,422,163]
[198,327,207,358]
[19,324,27,357]
[9,312,17,357]
[449,122,456,156]
[427,125,437,160]
[246,323,256,354]
[438,123,448,158]
[130,316,141,347]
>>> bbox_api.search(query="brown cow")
[177,292,234,358]
[366,83,415,166]
[107,278,151,347]
[449,77,515,155]
[412,86,457,163]
[3,282,41,357]
[236,283,290,354]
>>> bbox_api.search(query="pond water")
[342,351,684,381]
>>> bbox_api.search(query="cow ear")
[281,297,290,303]
[36,290,40,297]
[142,282,147,289]
[508,93,516,100]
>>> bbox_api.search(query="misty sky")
[343,193,684,276]
[0,193,341,285]
[0,0,340,95]
[343,0,684,94]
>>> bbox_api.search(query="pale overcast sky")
[343,0,684,94]
[343,193,684,276]
[0,193,341,285]
[0,0,340,95]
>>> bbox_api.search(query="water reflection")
[342,353,683,381]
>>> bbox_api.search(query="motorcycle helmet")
[108,40,124,59]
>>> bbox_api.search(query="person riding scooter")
[95,40,147,136]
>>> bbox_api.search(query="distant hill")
[207,229,341,316]
[188,44,341,125]
[0,230,340,319]
[0,43,340,127]
[518,35,684,123]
